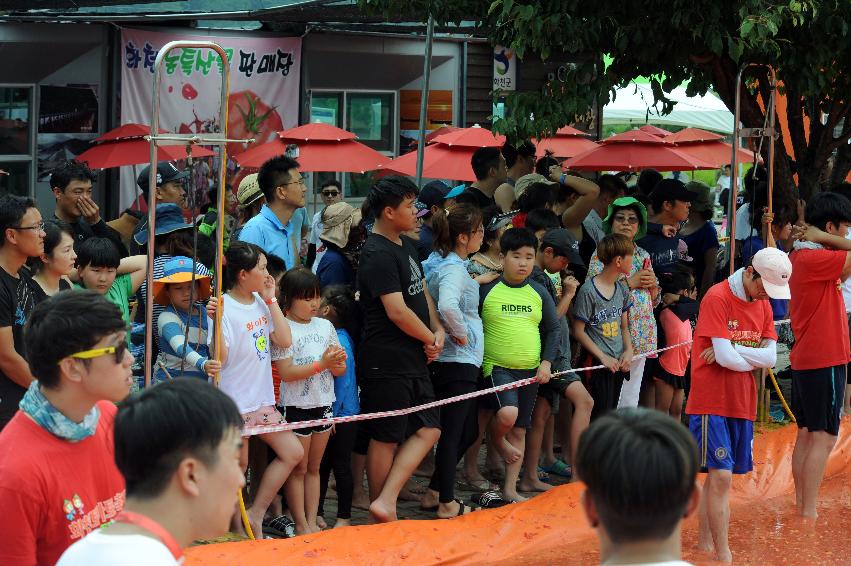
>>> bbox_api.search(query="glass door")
[0,86,34,197]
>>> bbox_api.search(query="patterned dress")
[587,245,658,355]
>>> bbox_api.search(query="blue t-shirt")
[415,224,435,262]
[332,329,360,417]
[238,205,304,269]
[681,220,720,286]
[637,222,679,275]
[317,248,354,288]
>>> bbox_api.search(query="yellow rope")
[238,489,255,540]
[768,368,796,423]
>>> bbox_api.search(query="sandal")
[438,499,478,519]
[262,515,296,539]
[471,489,512,509]
[540,459,573,478]
[536,466,550,481]
[459,473,493,492]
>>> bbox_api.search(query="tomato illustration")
[182,83,198,100]
[226,90,283,156]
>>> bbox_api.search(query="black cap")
[650,179,695,204]
[540,228,583,266]
[419,180,451,209]
[137,162,190,193]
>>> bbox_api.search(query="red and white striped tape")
[242,318,791,437]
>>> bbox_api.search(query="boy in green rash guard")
[571,233,634,422]
[479,228,560,503]
[74,238,148,345]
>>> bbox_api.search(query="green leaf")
[741,19,754,36]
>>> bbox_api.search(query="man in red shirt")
[685,247,790,563]
[788,192,851,519]
[0,290,131,565]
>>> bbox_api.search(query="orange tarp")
[187,422,851,565]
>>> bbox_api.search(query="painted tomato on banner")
[226,90,284,156]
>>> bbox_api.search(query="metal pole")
[415,15,436,187]
[145,40,244,389]
[728,67,744,275]
[764,67,777,249]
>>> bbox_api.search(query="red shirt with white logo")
[789,248,850,371]
[686,281,776,420]
[0,402,125,566]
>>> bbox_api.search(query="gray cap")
[540,228,583,266]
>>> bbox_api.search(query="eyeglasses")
[322,190,340,197]
[11,221,45,232]
[612,215,639,225]
[281,178,306,187]
[69,341,128,364]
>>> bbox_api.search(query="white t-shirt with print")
[210,292,276,414]
[271,316,338,409]
[57,530,178,566]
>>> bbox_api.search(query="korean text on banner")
[119,28,302,209]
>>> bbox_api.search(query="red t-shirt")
[0,402,125,566]
[789,248,850,370]
[685,281,776,420]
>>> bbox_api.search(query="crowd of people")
[0,142,848,565]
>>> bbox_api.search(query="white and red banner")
[119,28,301,208]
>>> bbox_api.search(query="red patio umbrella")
[233,137,389,173]
[424,126,461,144]
[95,123,168,142]
[429,124,506,148]
[77,138,214,169]
[666,127,757,168]
[278,122,357,142]
[565,129,714,172]
[638,124,674,137]
[378,143,480,181]
[534,125,597,159]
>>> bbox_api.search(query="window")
[309,90,396,199]
[0,161,31,197]
[0,87,32,156]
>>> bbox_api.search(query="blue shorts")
[689,414,754,474]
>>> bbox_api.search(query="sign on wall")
[493,45,516,92]
[119,28,301,208]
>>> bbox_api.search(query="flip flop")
[262,515,296,539]
[471,489,512,509]
[459,473,493,491]
[536,466,550,481]
[541,459,573,478]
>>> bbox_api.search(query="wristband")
[313,361,321,374]
[560,173,567,185]
[265,297,278,306]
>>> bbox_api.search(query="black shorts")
[583,365,627,421]
[284,405,333,437]
[792,365,846,436]
[360,371,441,444]
[655,364,686,390]
[482,366,538,428]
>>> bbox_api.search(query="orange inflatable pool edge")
[186,421,851,566]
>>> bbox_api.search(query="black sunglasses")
[322,190,340,197]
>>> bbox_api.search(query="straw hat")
[513,173,556,201]
[237,173,264,207]
[152,256,212,306]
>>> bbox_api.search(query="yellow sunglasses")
[69,342,128,364]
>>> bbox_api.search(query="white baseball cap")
[752,247,792,300]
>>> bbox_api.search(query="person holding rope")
[207,241,302,539]
[356,176,445,523]
[57,379,244,566]
[419,203,486,517]
[151,256,218,383]
[685,247,789,563]
[788,191,851,519]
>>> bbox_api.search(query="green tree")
[362,0,851,205]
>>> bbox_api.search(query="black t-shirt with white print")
[0,266,38,428]
[357,233,430,376]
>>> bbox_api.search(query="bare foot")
[294,523,312,536]
[715,548,733,563]
[494,438,522,465]
[502,490,528,503]
[420,489,439,510]
[801,509,819,520]
[352,489,370,510]
[517,478,553,492]
[696,541,714,553]
[399,487,423,502]
[245,508,264,540]
[369,498,398,523]
[333,518,351,528]
[316,516,327,529]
